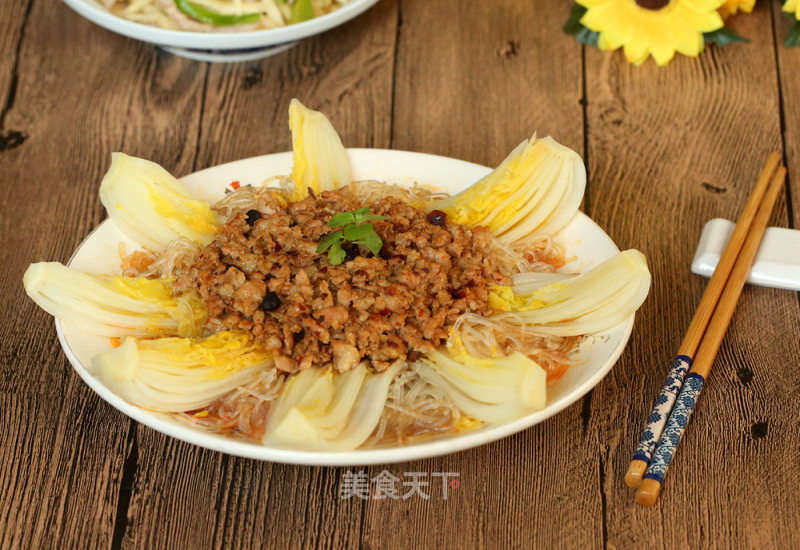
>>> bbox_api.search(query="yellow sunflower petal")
[719,0,755,19]
[669,16,705,56]
[677,3,725,32]
[581,0,724,66]
[597,33,615,51]
[648,25,678,66]
[580,1,624,32]
[622,29,651,64]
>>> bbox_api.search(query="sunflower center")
[635,0,670,9]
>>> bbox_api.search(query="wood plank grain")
[583,3,800,547]
[116,2,399,549]
[391,0,584,164]
[367,1,594,549]
[773,1,800,227]
[358,409,603,550]
[0,1,207,547]
[0,0,31,157]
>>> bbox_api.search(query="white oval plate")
[56,149,633,465]
[62,0,380,58]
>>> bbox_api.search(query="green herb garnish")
[327,207,387,227]
[316,208,388,265]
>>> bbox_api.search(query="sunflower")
[719,0,755,18]
[785,0,800,19]
[578,0,725,66]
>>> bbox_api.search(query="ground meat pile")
[174,187,510,373]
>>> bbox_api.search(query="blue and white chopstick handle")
[632,355,692,464]
[644,373,706,483]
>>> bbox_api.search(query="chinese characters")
[340,471,460,500]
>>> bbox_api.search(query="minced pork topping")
[174,187,509,373]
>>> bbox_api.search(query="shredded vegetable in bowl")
[24,99,651,452]
[100,0,352,31]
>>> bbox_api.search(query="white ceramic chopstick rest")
[692,218,800,291]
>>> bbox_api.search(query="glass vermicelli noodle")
[366,366,463,447]
[120,237,199,278]
[23,99,651,452]
[452,313,579,382]
[179,368,285,440]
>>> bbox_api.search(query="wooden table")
[2,1,799,547]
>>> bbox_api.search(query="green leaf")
[704,28,749,46]
[352,208,388,224]
[328,241,346,265]
[563,3,600,47]
[344,222,374,241]
[316,231,343,253]
[328,212,355,227]
[574,27,600,48]
[358,232,383,257]
[786,20,800,48]
[563,3,587,35]
[320,209,386,263]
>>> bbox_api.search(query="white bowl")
[62,0,381,61]
[56,149,634,465]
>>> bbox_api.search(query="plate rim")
[55,148,634,466]
[62,0,382,50]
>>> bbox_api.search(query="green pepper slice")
[289,0,315,24]
[174,0,261,26]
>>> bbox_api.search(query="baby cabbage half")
[434,136,585,244]
[489,249,651,336]
[93,331,271,412]
[264,362,402,451]
[23,262,204,337]
[289,99,352,201]
[417,345,547,423]
[99,153,220,250]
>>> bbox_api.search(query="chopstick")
[636,164,787,507]
[624,152,781,489]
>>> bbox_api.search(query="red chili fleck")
[230,181,241,190]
